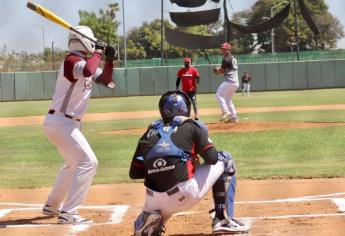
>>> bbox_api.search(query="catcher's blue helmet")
[159,90,191,123]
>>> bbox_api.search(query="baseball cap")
[183,57,191,63]
[220,42,231,50]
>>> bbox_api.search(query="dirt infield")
[1,104,345,127]
[1,179,345,236]
[107,120,345,135]
[1,105,345,235]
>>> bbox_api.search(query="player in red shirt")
[176,58,200,120]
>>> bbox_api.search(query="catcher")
[129,90,249,235]
[176,57,200,120]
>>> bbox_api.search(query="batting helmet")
[68,26,96,53]
[159,91,191,123]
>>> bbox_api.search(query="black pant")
[186,91,198,117]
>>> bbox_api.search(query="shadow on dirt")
[0,215,54,227]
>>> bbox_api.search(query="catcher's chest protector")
[145,118,190,162]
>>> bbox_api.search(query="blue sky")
[0,0,344,53]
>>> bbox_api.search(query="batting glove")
[95,41,107,53]
[105,45,117,62]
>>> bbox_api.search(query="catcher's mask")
[159,90,191,123]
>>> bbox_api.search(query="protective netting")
[170,0,207,8]
[298,0,320,37]
[165,27,224,49]
[170,9,220,27]
[166,0,319,50]
[229,3,290,33]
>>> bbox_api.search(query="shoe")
[212,218,249,234]
[220,112,231,122]
[134,210,162,236]
[58,211,93,224]
[151,224,166,236]
[42,204,59,216]
[226,117,239,123]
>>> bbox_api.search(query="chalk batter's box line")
[0,191,344,207]
[0,205,129,236]
[1,193,345,230]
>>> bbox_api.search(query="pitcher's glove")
[213,67,220,75]
[218,151,236,176]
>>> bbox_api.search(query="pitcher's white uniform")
[215,43,239,123]
[43,26,115,221]
[216,55,239,120]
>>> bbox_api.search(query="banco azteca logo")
[148,158,175,174]
[153,158,167,168]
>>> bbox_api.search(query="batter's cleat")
[58,211,93,224]
[212,218,249,234]
[134,210,162,236]
[220,112,231,122]
[42,204,60,216]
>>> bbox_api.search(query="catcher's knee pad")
[218,151,237,178]
[134,210,163,236]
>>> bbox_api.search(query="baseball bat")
[26,1,97,43]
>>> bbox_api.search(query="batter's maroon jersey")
[177,67,200,92]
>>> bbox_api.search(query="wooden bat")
[26,1,97,43]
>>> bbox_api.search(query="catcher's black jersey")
[129,119,218,192]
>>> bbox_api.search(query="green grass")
[212,126,345,179]
[1,110,345,188]
[1,88,345,117]
[1,88,345,188]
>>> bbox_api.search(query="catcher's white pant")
[216,81,239,118]
[43,113,98,214]
[242,83,250,96]
[143,161,225,223]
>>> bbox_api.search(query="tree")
[125,16,228,61]
[126,19,173,59]
[228,11,256,54]
[231,0,344,52]
[78,2,120,46]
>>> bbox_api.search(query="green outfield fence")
[120,50,345,68]
[1,59,345,101]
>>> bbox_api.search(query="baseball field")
[1,88,345,235]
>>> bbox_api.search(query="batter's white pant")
[242,83,250,96]
[216,81,239,118]
[142,161,225,223]
[43,113,98,214]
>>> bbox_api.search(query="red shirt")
[177,67,200,92]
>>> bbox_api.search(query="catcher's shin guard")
[226,176,236,219]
